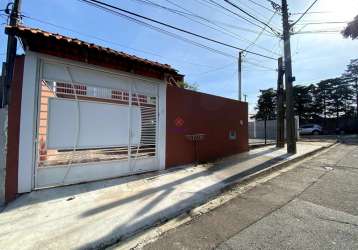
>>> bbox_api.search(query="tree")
[254,88,277,120]
[312,79,332,122]
[293,84,315,121]
[254,88,276,143]
[342,59,358,117]
[342,15,358,40]
[177,81,198,91]
[326,78,354,121]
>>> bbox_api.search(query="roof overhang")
[6,25,184,83]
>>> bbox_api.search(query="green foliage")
[342,59,358,117]
[342,15,358,40]
[177,81,198,91]
[325,78,354,119]
[254,88,277,120]
[255,58,358,121]
[293,84,315,121]
[343,59,358,81]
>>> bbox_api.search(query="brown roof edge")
[6,25,184,80]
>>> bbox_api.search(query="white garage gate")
[31,56,166,188]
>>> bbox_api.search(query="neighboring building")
[2,25,248,203]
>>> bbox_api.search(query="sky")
[1,0,358,114]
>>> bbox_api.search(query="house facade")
[3,26,248,203]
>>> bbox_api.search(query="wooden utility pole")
[281,0,296,154]
[238,51,242,101]
[2,0,22,107]
[276,57,285,148]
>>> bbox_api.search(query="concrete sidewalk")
[0,142,332,250]
[143,139,358,250]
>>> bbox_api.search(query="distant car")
[299,124,322,135]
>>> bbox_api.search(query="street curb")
[108,142,338,250]
[226,142,338,188]
[249,143,276,149]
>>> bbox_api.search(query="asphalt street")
[143,138,358,250]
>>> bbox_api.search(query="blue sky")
[1,0,357,113]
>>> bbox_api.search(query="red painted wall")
[166,85,248,168]
[5,56,24,202]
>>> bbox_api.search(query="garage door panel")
[36,160,132,187]
[47,98,141,150]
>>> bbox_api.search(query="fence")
[249,116,300,142]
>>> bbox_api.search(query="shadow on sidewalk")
[77,152,290,249]
[4,146,281,212]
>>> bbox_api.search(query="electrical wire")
[244,60,277,71]
[197,0,277,36]
[294,30,341,34]
[162,0,280,55]
[133,0,277,37]
[190,63,235,77]
[80,0,277,60]
[21,15,221,69]
[243,10,278,57]
[131,0,279,55]
[291,0,319,27]
[80,0,239,59]
[223,0,280,35]
[290,11,331,16]
[247,0,278,14]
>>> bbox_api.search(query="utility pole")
[243,94,247,102]
[238,51,242,101]
[281,0,296,154]
[2,0,22,108]
[355,78,358,118]
[276,57,285,148]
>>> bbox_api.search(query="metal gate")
[34,61,161,188]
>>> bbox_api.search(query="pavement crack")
[313,216,358,227]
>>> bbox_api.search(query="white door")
[34,60,162,188]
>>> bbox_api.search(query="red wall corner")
[165,85,249,168]
[5,55,25,203]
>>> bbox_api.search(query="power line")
[223,0,280,35]
[290,11,331,15]
[247,0,278,14]
[197,0,277,36]
[21,15,227,69]
[294,30,341,34]
[190,63,235,77]
[80,0,277,60]
[243,10,278,56]
[291,0,319,27]
[244,59,277,71]
[131,0,279,55]
[296,21,348,25]
[80,1,240,59]
[156,0,278,37]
